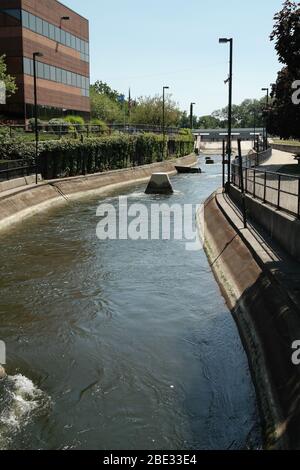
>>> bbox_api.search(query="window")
[61,29,66,45]
[66,32,71,47]
[85,42,89,55]
[29,13,36,31]
[42,20,49,37]
[76,37,81,51]
[55,26,60,42]
[44,64,50,80]
[49,23,55,40]
[50,66,56,81]
[71,73,77,87]
[23,57,31,75]
[22,10,29,28]
[76,75,82,88]
[36,17,43,34]
[71,34,76,49]
[66,71,72,85]
[62,70,67,84]
[37,62,44,79]
[56,67,62,83]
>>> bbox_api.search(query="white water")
[0,374,50,449]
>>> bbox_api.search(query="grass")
[273,139,300,147]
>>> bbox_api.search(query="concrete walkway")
[259,149,297,172]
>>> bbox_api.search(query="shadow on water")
[0,157,261,449]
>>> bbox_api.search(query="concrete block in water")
[0,365,6,379]
[145,173,174,194]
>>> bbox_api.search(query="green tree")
[92,80,121,103]
[0,54,17,98]
[197,99,266,129]
[268,0,300,139]
[130,95,181,127]
[90,85,124,123]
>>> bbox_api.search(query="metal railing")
[232,161,300,218]
[0,123,181,140]
[0,162,37,182]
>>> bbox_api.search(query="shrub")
[64,115,85,126]
[89,118,109,134]
[48,118,70,135]
[28,118,44,130]
[0,133,194,178]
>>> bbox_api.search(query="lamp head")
[33,52,43,58]
[219,38,229,44]
[61,16,70,20]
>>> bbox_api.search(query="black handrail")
[231,161,300,218]
[0,164,37,181]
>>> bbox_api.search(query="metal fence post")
[263,172,267,203]
[253,170,256,198]
[298,178,300,219]
[277,174,281,210]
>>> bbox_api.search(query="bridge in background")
[193,128,264,142]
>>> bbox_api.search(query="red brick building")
[0,0,90,122]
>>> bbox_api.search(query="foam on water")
[0,374,50,449]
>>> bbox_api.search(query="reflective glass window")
[36,17,43,34]
[29,13,36,31]
[49,23,55,40]
[42,20,49,37]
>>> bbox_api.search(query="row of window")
[0,9,89,63]
[22,10,89,63]
[23,57,90,97]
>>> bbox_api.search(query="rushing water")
[0,157,261,450]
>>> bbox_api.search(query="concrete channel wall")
[271,143,300,155]
[199,190,300,450]
[0,154,196,231]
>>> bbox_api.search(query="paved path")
[259,149,297,172]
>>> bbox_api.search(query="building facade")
[0,0,90,122]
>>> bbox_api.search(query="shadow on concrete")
[232,266,300,449]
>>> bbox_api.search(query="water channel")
[0,157,261,450]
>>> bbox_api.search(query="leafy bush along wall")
[0,134,194,179]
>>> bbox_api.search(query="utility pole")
[219,37,233,189]
[162,86,169,160]
[190,102,195,130]
[33,51,43,184]
[261,87,269,150]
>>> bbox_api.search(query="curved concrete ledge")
[198,190,300,450]
[0,154,196,232]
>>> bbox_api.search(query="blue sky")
[63,0,284,116]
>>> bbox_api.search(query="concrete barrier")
[0,174,42,193]
[145,173,173,194]
[0,154,196,231]
[271,143,300,155]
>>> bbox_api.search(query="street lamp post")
[190,102,195,130]
[33,52,43,184]
[162,86,169,160]
[261,87,269,150]
[219,37,233,189]
[253,109,256,151]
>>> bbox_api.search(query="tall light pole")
[162,86,169,160]
[262,87,269,150]
[190,102,195,130]
[33,52,43,184]
[219,37,233,189]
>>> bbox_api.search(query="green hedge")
[0,133,194,179]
